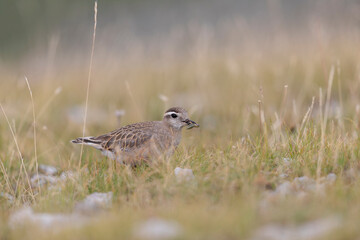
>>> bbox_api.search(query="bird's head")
[163,107,199,130]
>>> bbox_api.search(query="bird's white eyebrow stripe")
[164,111,178,116]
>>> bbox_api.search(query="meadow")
[1,8,360,239]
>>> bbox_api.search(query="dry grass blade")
[0,158,15,196]
[1,2,360,238]
[317,66,335,180]
[258,100,262,134]
[336,61,344,130]
[297,96,315,144]
[280,84,288,121]
[24,76,40,194]
[0,104,35,201]
[79,0,98,169]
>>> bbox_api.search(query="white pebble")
[283,158,292,166]
[30,174,59,188]
[174,167,195,182]
[326,173,337,184]
[75,192,113,214]
[274,181,293,197]
[8,207,86,230]
[134,218,182,239]
[0,192,14,203]
[279,173,288,179]
[251,216,341,240]
[39,164,58,176]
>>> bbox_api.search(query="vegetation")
[1,2,360,239]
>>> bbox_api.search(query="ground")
[1,28,360,239]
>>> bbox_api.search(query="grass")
[1,23,360,239]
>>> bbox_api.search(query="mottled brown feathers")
[71,107,198,164]
[94,122,157,152]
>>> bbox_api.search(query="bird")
[71,107,199,165]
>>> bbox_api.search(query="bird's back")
[72,121,180,164]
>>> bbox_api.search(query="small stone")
[326,173,337,184]
[251,216,341,240]
[174,167,195,182]
[134,218,182,240]
[296,191,309,200]
[30,174,59,188]
[8,207,86,230]
[74,192,113,214]
[60,171,76,181]
[0,192,14,203]
[39,164,58,176]
[30,169,79,190]
[274,181,293,197]
[263,174,335,207]
[283,158,292,166]
[279,173,288,179]
[293,176,316,192]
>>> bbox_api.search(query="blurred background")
[1,0,360,144]
[1,0,359,64]
[3,2,360,239]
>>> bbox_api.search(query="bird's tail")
[71,136,103,150]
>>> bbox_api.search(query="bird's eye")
[171,113,178,118]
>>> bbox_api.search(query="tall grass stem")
[24,76,40,195]
[79,1,98,169]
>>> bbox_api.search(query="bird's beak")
[183,119,200,129]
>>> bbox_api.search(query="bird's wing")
[93,123,156,152]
